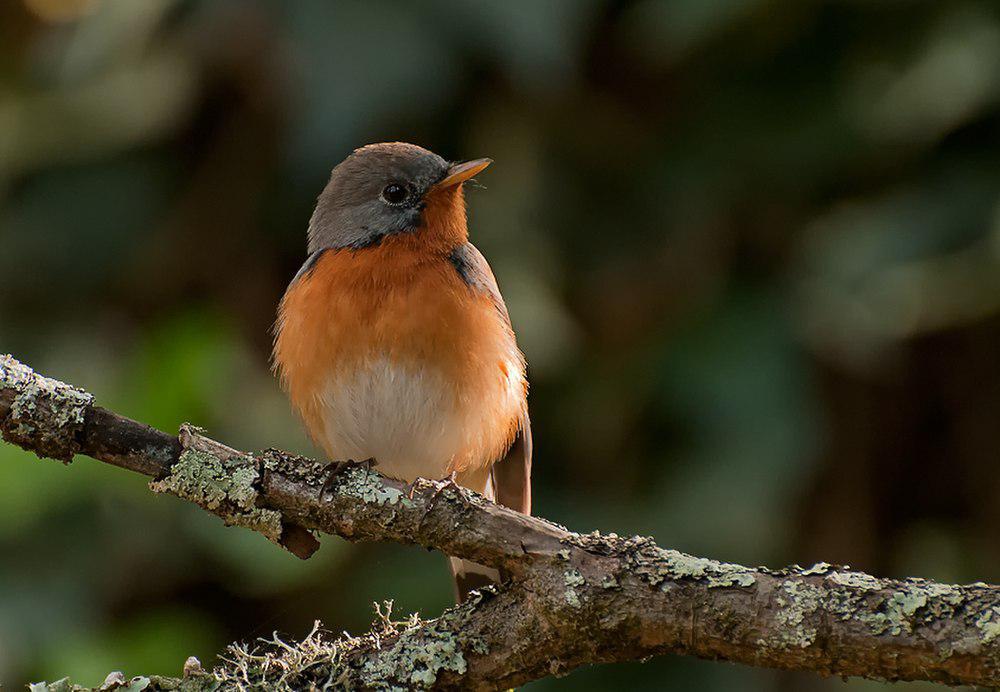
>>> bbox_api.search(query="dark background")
[2,1,999,689]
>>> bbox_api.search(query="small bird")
[273,142,531,601]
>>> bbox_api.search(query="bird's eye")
[381,183,408,206]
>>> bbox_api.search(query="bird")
[272,142,531,602]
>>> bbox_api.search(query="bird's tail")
[449,557,501,603]
[449,466,502,602]
[449,430,531,602]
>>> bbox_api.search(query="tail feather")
[448,465,500,602]
[449,422,532,602]
[449,557,501,603]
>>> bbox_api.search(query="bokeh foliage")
[2,1,1000,689]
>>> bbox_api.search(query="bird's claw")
[422,471,461,516]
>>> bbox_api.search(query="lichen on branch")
[0,354,93,461]
[147,425,319,559]
[149,445,284,545]
[29,600,492,692]
[4,353,1000,689]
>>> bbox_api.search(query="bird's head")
[307,142,491,253]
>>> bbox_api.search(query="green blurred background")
[2,0,1000,689]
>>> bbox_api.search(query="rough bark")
[3,354,1000,690]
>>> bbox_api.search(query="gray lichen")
[150,448,283,544]
[564,568,585,607]
[801,562,833,576]
[751,572,983,653]
[760,581,822,650]
[203,605,475,690]
[600,574,620,590]
[875,591,928,636]
[0,354,93,461]
[360,621,467,687]
[0,354,32,390]
[329,463,414,507]
[566,528,1000,666]
[824,573,969,638]
[566,532,758,591]
[30,674,178,691]
[828,570,882,592]
[32,612,461,690]
[637,547,757,589]
[259,448,332,486]
[976,608,1000,644]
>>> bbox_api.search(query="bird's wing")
[492,418,532,515]
[449,242,532,515]
[448,242,511,322]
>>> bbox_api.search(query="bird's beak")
[433,158,492,190]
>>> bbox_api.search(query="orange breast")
[273,236,526,484]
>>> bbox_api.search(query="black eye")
[381,183,408,206]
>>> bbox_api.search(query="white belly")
[316,356,522,483]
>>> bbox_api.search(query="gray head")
[307,142,491,252]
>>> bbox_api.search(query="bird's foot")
[421,471,461,514]
[441,470,460,491]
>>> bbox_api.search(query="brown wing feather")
[450,242,532,516]
[451,422,531,602]
[447,242,533,602]
[449,242,512,322]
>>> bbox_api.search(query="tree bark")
[3,354,1000,690]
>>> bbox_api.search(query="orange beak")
[433,158,492,190]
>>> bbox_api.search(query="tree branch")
[3,354,1000,690]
